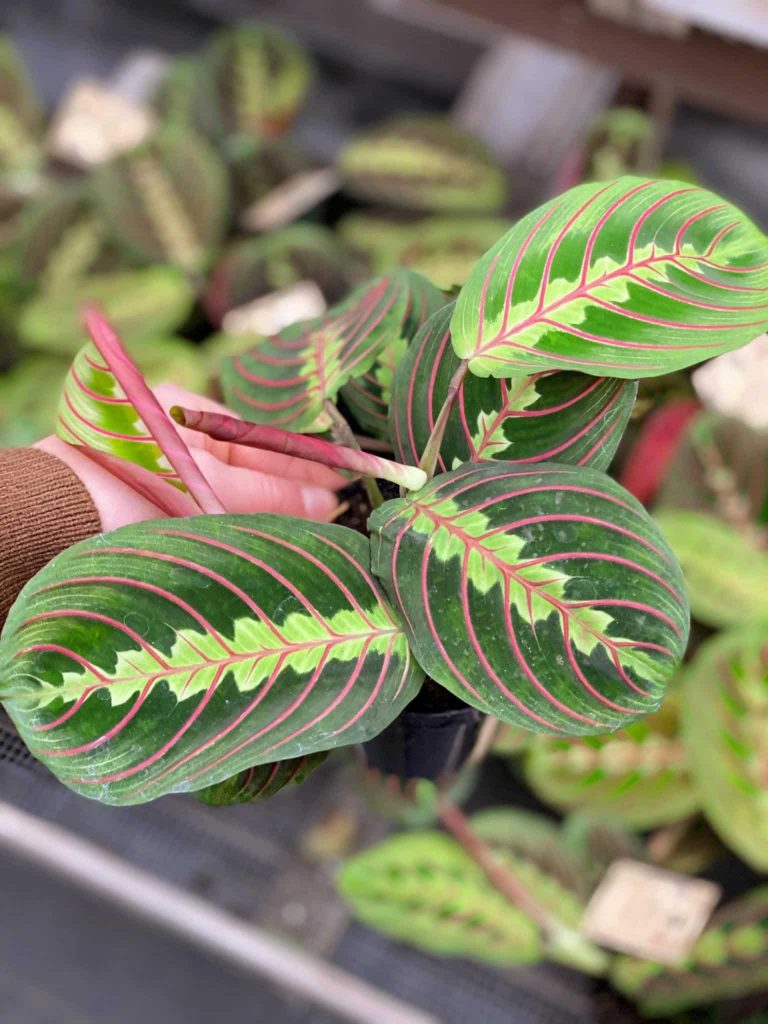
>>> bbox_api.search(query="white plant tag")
[240,167,340,233]
[222,281,326,338]
[581,859,721,965]
[692,333,768,432]
[48,80,155,168]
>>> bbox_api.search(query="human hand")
[36,384,345,531]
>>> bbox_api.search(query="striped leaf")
[561,813,643,892]
[654,510,768,628]
[195,752,327,805]
[18,265,195,355]
[681,629,768,871]
[369,462,689,735]
[524,694,698,829]
[340,272,446,439]
[56,308,223,515]
[337,830,542,965]
[612,887,768,1016]
[94,126,229,273]
[656,411,768,524]
[337,115,507,214]
[0,515,422,805]
[390,303,637,472]
[451,177,768,379]
[220,270,412,432]
[194,24,312,142]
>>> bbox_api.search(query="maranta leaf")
[0,515,422,805]
[369,462,689,735]
[451,177,768,379]
[390,303,637,471]
[195,751,327,805]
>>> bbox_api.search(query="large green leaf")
[194,24,312,142]
[451,177,768,379]
[337,115,507,214]
[195,751,327,805]
[612,886,768,1016]
[681,629,768,870]
[0,515,422,805]
[340,273,446,439]
[337,830,542,965]
[654,510,768,628]
[390,303,637,471]
[524,694,698,828]
[369,462,689,735]
[94,126,230,273]
[656,411,768,524]
[18,266,195,355]
[220,270,413,432]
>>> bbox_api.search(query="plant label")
[47,80,155,168]
[581,858,721,965]
[240,167,340,233]
[222,281,326,337]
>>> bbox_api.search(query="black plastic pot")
[360,680,483,782]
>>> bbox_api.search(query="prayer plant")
[1,175,767,808]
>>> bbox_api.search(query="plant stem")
[437,796,555,936]
[324,400,385,509]
[171,406,426,494]
[419,359,469,480]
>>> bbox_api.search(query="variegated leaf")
[337,115,507,214]
[612,886,768,1016]
[369,463,689,735]
[337,830,542,965]
[56,309,223,514]
[390,303,637,471]
[681,629,768,871]
[524,694,698,828]
[451,177,768,379]
[0,515,422,805]
[220,270,412,432]
[18,265,195,355]
[653,510,768,628]
[340,272,446,439]
[94,126,229,273]
[195,751,327,805]
[195,24,312,142]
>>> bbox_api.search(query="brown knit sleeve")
[0,448,101,627]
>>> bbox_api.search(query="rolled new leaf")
[0,514,423,805]
[57,308,224,514]
[94,126,229,273]
[524,696,698,828]
[369,462,689,735]
[220,270,412,432]
[338,830,542,965]
[451,177,768,379]
[337,115,507,214]
[171,406,427,491]
[340,271,446,440]
[681,629,768,871]
[612,887,768,1016]
[390,303,637,472]
[194,24,311,142]
[18,265,195,355]
[653,510,768,628]
[195,751,327,805]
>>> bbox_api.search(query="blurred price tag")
[581,859,720,965]
[222,280,326,337]
[692,333,768,432]
[48,80,155,168]
[240,167,340,233]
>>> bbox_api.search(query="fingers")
[191,448,340,521]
